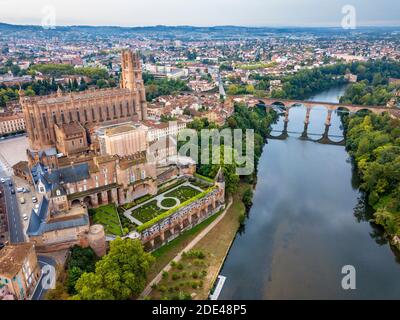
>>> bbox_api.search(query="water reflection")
[219,86,400,299]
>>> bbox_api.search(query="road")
[31,255,57,300]
[0,172,25,244]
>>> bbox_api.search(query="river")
[219,85,400,299]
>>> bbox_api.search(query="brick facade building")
[20,49,147,151]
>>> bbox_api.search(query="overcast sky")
[0,0,399,27]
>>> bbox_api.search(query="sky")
[0,0,399,27]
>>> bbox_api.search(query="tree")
[73,238,154,300]
[242,187,254,211]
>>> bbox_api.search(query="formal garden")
[147,249,210,300]
[89,204,123,236]
[126,183,203,224]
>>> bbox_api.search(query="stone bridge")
[231,95,395,145]
[248,97,391,146]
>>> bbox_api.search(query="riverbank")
[190,184,249,299]
[219,85,400,299]
[343,112,400,251]
[140,196,234,299]
[142,183,250,300]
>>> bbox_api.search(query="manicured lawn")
[91,204,123,236]
[189,179,210,190]
[131,200,167,223]
[161,198,178,208]
[165,186,201,202]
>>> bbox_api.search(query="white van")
[17,187,24,193]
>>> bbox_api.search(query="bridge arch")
[337,106,351,115]
[355,108,372,116]
[271,101,286,108]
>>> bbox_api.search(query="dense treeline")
[272,64,348,99]
[29,64,109,80]
[345,113,400,238]
[340,81,398,106]
[143,72,190,101]
[269,59,400,103]
[340,60,400,106]
[184,104,276,194]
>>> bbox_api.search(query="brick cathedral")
[20,49,147,151]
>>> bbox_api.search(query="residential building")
[0,243,41,300]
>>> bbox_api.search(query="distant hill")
[0,22,398,39]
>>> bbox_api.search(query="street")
[31,255,57,300]
[1,175,25,244]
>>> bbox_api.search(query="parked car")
[8,182,13,187]
[32,196,38,203]
[23,214,28,221]
[10,189,15,194]
[20,197,25,204]
[16,187,24,193]
[0,178,5,184]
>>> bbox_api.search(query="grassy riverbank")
[190,184,249,299]
[145,184,248,299]
[146,211,222,283]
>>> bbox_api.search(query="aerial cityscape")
[0,0,400,306]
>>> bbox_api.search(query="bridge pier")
[284,109,290,122]
[305,107,311,124]
[300,122,309,139]
[325,110,333,126]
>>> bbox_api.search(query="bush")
[176,262,184,270]
[191,271,199,279]
[172,273,180,280]
[162,271,169,279]
[158,285,167,293]
[239,212,246,225]
[185,249,206,259]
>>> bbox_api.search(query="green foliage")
[160,198,178,208]
[182,249,206,260]
[73,238,154,300]
[66,246,98,295]
[91,204,123,236]
[186,103,276,194]
[238,211,246,226]
[345,113,400,236]
[136,186,217,232]
[143,72,189,101]
[30,64,109,80]
[340,80,398,106]
[242,187,254,211]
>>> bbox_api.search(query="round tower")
[88,224,107,257]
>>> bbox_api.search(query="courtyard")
[90,204,123,236]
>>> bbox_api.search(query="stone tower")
[88,224,107,257]
[121,49,147,120]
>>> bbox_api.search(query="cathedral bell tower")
[121,49,147,120]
